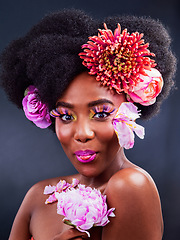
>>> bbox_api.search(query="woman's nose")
[74,119,95,143]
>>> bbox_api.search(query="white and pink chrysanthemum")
[44,179,115,237]
[44,178,79,204]
[112,102,145,149]
[55,184,115,237]
[79,23,156,94]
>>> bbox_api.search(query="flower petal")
[76,227,90,238]
[45,193,57,204]
[115,102,140,121]
[114,121,135,149]
[44,185,56,194]
[113,102,145,149]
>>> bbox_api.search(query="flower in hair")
[127,68,163,106]
[22,85,52,128]
[44,178,115,237]
[112,102,145,149]
[79,23,163,105]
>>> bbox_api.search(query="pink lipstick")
[74,150,96,163]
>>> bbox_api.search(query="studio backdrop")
[0,1,179,239]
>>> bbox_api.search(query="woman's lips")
[74,150,96,163]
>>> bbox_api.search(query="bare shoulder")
[27,172,78,198]
[24,177,59,206]
[10,176,62,223]
[9,174,77,240]
[26,174,79,208]
[102,168,163,240]
[8,179,49,240]
[105,167,162,214]
[106,167,158,195]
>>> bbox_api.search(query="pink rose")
[127,68,164,106]
[55,184,115,237]
[22,85,52,128]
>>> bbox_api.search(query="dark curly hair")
[0,9,177,130]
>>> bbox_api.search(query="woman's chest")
[30,202,102,240]
[30,203,64,240]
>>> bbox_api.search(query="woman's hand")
[53,228,88,240]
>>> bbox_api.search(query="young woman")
[0,9,176,240]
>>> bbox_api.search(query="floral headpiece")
[79,23,163,106]
[22,24,163,149]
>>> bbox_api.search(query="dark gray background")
[0,0,179,239]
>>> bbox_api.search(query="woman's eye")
[93,112,110,119]
[60,114,74,122]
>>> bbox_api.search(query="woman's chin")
[75,165,102,178]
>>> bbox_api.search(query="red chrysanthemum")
[79,23,157,93]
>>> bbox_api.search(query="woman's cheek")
[55,119,73,143]
[95,120,117,143]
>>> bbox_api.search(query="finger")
[73,238,85,240]
[68,228,88,239]
[53,227,88,240]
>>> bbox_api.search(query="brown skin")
[9,72,163,240]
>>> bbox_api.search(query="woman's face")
[55,72,126,178]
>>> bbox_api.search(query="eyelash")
[50,108,76,122]
[90,105,116,120]
[50,105,116,122]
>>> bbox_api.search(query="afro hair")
[0,9,177,130]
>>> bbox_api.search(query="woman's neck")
[78,147,128,189]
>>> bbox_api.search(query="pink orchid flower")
[112,102,145,149]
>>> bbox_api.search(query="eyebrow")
[56,99,114,109]
[56,101,74,108]
[88,99,114,107]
